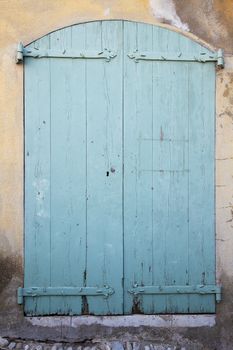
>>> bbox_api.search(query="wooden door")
[123,22,217,313]
[24,21,124,315]
[22,21,219,315]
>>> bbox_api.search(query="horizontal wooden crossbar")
[16,43,224,67]
[128,49,224,67]
[16,43,117,63]
[128,285,222,302]
[17,286,115,304]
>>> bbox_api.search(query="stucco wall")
[0,1,233,349]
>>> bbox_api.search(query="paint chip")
[104,8,110,16]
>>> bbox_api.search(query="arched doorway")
[19,20,221,315]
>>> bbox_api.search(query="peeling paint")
[149,0,189,31]
[33,179,49,217]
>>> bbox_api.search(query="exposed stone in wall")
[0,337,215,350]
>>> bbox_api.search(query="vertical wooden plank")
[24,36,51,315]
[150,26,169,314]
[85,21,123,315]
[49,24,87,314]
[201,63,215,312]
[123,21,154,314]
[160,29,189,313]
[123,21,138,314]
[136,22,154,314]
[49,26,76,314]
[101,20,124,315]
[167,36,193,313]
[162,62,189,313]
[188,62,215,312]
[68,23,88,314]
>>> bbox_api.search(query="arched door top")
[16,20,224,67]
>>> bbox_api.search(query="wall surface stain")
[174,0,233,53]
[0,256,15,294]
[149,0,189,31]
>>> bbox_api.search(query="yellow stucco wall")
[0,0,233,343]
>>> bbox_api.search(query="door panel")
[25,21,123,315]
[123,22,215,313]
[24,20,216,315]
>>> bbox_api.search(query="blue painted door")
[24,21,217,315]
[123,22,216,314]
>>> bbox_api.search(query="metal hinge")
[17,286,114,304]
[128,284,222,303]
[216,49,224,68]
[128,49,224,68]
[16,42,117,63]
[16,42,24,63]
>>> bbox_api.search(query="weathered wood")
[85,21,123,315]
[123,21,154,315]
[24,35,51,315]
[188,62,216,312]
[123,22,216,314]
[24,20,216,315]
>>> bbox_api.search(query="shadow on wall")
[0,254,22,295]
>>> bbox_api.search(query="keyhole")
[106,171,109,177]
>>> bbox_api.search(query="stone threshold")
[27,315,216,328]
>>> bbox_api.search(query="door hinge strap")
[17,286,115,304]
[16,42,117,63]
[128,285,222,303]
[128,49,224,67]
